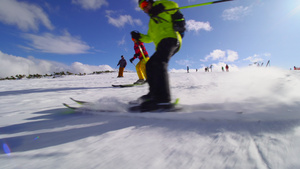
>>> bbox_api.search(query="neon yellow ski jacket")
[140,0,182,50]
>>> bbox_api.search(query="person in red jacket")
[130,36,150,84]
[225,64,229,72]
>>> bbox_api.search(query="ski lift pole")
[165,0,233,12]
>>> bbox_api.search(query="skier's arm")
[140,33,153,43]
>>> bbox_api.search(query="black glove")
[148,3,165,16]
[131,31,141,41]
[130,58,134,63]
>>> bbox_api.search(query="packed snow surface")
[1,67,300,169]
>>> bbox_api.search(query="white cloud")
[0,51,65,77]
[202,49,226,61]
[22,31,91,54]
[0,51,113,78]
[222,6,251,21]
[132,0,140,11]
[71,62,113,74]
[117,35,129,52]
[186,20,212,32]
[106,11,142,28]
[0,0,54,31]
[226,50,239,62]
[118,36,126,46]
[72,0,108,10]
[201,49,239,62]
[244,53,271,63]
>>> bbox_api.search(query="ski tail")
[112,83,146,88]
[63,103,78,110]
[174,98,180,105]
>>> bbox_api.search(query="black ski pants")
[146,38,180,103]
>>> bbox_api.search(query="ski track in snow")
[1,67,300,169]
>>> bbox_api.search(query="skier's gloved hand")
[130,58,134,63]
[149,3,165,17]
[131,31,141,41]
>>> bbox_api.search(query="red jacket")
[133,42,149,61]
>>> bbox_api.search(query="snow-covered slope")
[1,67,300,169]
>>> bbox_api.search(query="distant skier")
[205,67,209,72]
[187,66,189,73]
[225,64,229,72]
[130,35,150,84]
[117,55,127,77]
[294,66,300,70]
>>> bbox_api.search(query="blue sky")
[1,0,300,76]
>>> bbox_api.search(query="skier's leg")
[141,57,149,80]
[146,38,179,103]
[136,61,144,80]
[119,67,124,77]
[118,67,122,77]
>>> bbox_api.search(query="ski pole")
[165,0,233,12]
[138,45,148,63]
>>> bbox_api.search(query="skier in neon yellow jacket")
[139,0,182,49]
[131,0,184,111]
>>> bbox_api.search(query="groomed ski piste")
[1,67,300,169]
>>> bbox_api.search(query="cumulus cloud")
[227,50,239,62]
[201,49,239,62]
[72,0,108,10]
[106,10,142,28]
[202,49,226,61]
[118,36,126,46]
[222,6,251,21]
[244,53,271,63]
[0,0,54,31]
[0,51,113,78]
[132,0,141,11]
[71,62,113,74]
[0,51,65,77]
[22,31,91,54]
[186,20,212,33]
